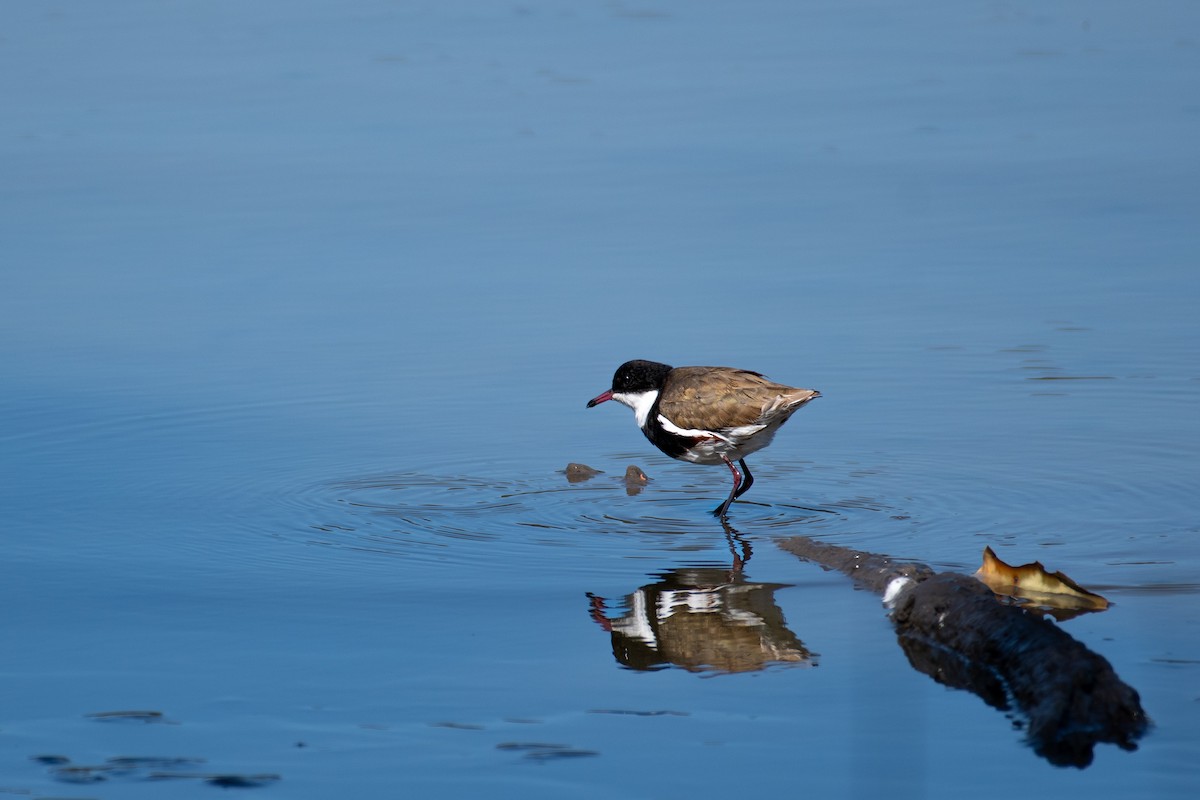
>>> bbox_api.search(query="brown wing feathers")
[658,367,818,432]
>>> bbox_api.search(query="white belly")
[665,417,781,465]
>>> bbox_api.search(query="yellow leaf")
[974,546,1109,611]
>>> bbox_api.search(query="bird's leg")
[712,456,742,518]
[733,459,754,499]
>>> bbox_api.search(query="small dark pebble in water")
[623,465,649,485]
[564,463,602,483]
[429,721,484,730]
[623,464,650,495]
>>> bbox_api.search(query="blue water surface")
[2,1,1198,797]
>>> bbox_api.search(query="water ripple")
[270,461,887,573]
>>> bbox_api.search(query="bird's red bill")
[586,390,613,408]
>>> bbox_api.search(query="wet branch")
[775,536,1150,768]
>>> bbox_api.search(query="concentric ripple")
[272,458,903,577]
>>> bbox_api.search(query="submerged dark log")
[776,536,1150,768]
[775,536,935,592]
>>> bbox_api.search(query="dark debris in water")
[107,756,207,772]
[31,754,72,765]
[496,741,568,751]
[497,742,599,761]
[208,774,282,788]
[623,464,650,495]
[429,720,485,730]
[587,708,689,717]
[565,462,651,492]
[50,765,111,784]
[149,772,282,788]
[524,748,599,761]
[36,748,276,789]
[84,709,170,724]
[623,465,649,484]
[564,462,603,483]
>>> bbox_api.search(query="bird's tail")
[764,388,819,417]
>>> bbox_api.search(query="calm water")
[2,1,1198,797]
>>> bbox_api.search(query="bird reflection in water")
[587,528,815,674]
